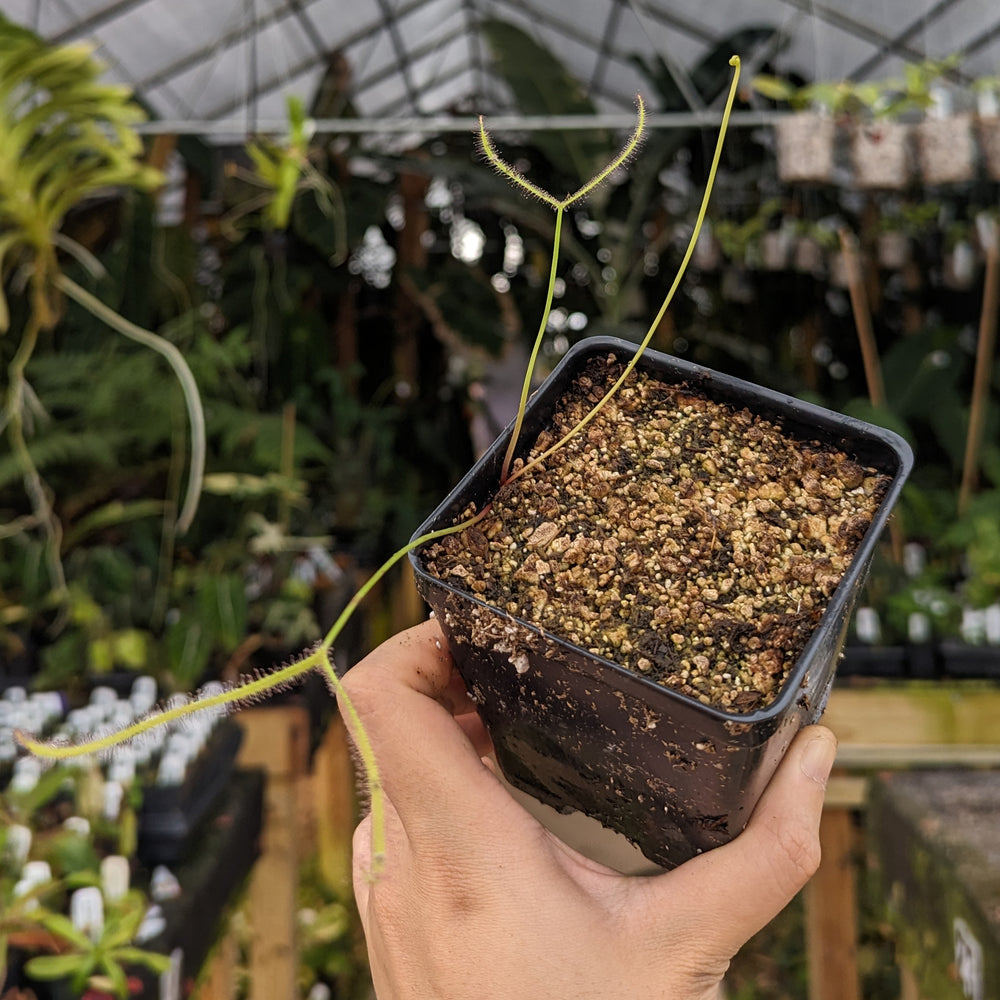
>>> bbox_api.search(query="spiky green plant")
[20,57,743,878]
[0,13,204,616]
[227,94,347,260]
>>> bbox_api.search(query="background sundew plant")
[18,57,744,879]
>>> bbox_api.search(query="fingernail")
[800,734,837,787]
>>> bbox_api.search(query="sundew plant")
[18,58,743,876]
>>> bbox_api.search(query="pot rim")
[410,335,913,724]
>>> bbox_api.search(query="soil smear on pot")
[422,353,891,713]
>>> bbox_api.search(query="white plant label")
[953,917,983,1000]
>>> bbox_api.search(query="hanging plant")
[847,58,962,191]
[0,15,205,624]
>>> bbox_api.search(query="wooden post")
[899,965,928,1000]
[805,808,860,1000]
[192,928,239,1000]
[958,220,1000,516]
[237,706,310,1000]
[148,133,177,173]
[313,713,357,899]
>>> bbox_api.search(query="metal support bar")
[135,107,786,139]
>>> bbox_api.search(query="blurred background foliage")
[1,15,999,694]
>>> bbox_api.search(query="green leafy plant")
[21,888,170,998]
[0,14,204,624]
[1,766,163,998]
[754,56,961,121]
[0,871,71,990]
[18,57,745,879]
[752,74,861,115]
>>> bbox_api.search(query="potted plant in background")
[846,81,914,192]
[915,77,976,187]
[0,739,172,998]
[751,75,849,185]
[871,201,940,271]
[975,77,1000,181]
[848,58,966,190]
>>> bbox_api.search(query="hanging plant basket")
[773,112,837,184]
[410,336,911,869]
[851,121,912,190]
[916,114,976,185]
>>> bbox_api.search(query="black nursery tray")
[410,335,912,869]
[137,718,243,866]
[13,770,264,1000]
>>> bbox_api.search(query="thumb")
[663,725,837,955]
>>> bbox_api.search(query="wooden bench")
[807,684,1000,1000]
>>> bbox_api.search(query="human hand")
[340,619,837,1000]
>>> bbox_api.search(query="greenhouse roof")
[7,0,1000,141]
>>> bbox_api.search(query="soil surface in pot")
[422,354,890,712]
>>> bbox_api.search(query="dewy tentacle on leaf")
[485,96,648,482]
[16,506,492,879]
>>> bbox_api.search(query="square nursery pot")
[773,112,837,184]
[410,336,911,869]
[850,121,912,190]
[916,114,976,186]
[977,115,1000,181]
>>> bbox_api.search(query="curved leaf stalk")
[17,508,490,877]
[20,59,743,879]
[55,274,205,535]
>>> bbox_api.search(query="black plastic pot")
[410,336,912,869]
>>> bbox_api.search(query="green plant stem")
[151,419,184,630]
[56,273,205,535]
[501,203,565,482]
[18,507,489,875]
[315,647,386,877]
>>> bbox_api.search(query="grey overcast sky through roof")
[7,0,1000,141]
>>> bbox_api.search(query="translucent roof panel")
[5,0,998,141]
